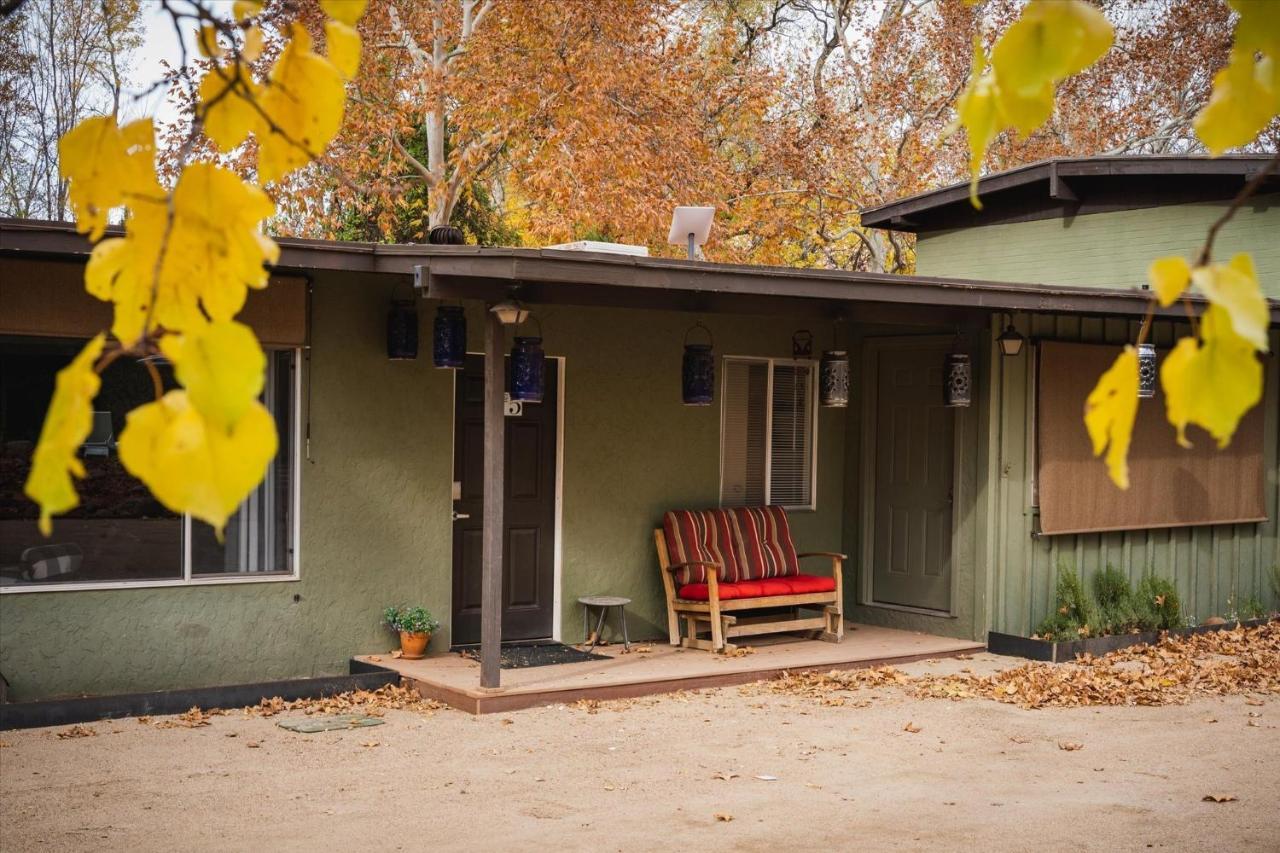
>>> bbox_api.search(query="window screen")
[720,358,816,509]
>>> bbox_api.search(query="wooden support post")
[480,307,505,689]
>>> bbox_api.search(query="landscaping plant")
[1092,566,1139,636]
[1133,575,1184,632]
[383,605,439,636]
[1035,568,1097,641]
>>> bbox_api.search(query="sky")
[127,1,236,127]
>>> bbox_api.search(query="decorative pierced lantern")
[682,323,715,406]
[944,352,971,408]
[1137,342,1157,399]
[428,224,465,245]
[819,350,849,408]
[432,305,466,368]
[387,300,418,360]
[510,315,545,403]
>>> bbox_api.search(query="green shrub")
[1269,565,1280,605]
[1239,595,1267,621]
[383,605,440,635]
[1036,569,1097,641]
[1133,575,1184,631]
[1092,566,1139,635]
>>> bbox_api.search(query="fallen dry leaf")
[1058,741,1084,751]
[1009,735,1031,744]
[391,650,403,659]
[1244,698,1264,706]
[56,725,96,739]
[1202,794,1237,803]
[368,655,382,662]
[712,771,739,781]
[754,774,778,782]
[246,741,261,748]
[360,741,380,748]
[714,813,734,822]
[903,722,922,733]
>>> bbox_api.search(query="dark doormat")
[456,643,609,669]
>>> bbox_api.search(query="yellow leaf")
[953,41,1000,209]
[1193,48,1279,155]
[1191,253,1270,352]
[199,65,261,152]
[118,391,277,535]
[161,321,266,432]
[1148,256,1191,307]
[233,0,263,20]
[1084,346,1139,490]
[24,335,106,534]
[326,20,362,80]
[320,0,368,26]
[991,0,1113,135]
[242,26,264,62]
[197,24,223,59]
[58,116,160,240]
[1160,306,1263,449]
[256,23,347,183]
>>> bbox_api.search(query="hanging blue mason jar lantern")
[510,316,545,403]
[432,305,466,368]
[386,300,418,360]
[682,322,715,406]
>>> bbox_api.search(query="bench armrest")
[797,552,847,561]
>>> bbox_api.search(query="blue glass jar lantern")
[510,315,545,403]
[682,322,715,406]
[432,305,466,368]
[386,300,418,360]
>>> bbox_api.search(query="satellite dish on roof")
[668,206,715,260]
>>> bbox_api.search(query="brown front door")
[869,341,955,612]
[451,354,558,645]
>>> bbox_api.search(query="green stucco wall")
[0,280,847,701]
[986,318,1280,636]
[916,194,1280,297]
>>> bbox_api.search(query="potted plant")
[383,605,440,660]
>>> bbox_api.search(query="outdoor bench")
[653,507,844,653]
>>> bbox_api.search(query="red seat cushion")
[662,510,742,585]
[678,573,836,601]
[728,507,800,580]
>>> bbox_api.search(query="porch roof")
[4,217,1275,323]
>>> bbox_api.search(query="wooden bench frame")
[654,528,845,653]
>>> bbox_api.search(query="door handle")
[452,511,471,521]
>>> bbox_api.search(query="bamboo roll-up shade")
[1037,340,1268,536]
[0,258,307,346]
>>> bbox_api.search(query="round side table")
[578,595,631,652]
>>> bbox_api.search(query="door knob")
[452,511,471,521]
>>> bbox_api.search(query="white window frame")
[1,348,303,594]
[718,355,819,511]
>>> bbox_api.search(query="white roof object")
[543,240,649,257]
[667,206,715,246]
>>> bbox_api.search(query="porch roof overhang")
[4,217,1277,324]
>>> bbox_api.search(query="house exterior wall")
[986,317,1280,637]
[915,194,1280,297]
[0,277,847,701]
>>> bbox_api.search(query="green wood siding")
[987,317,1280,636]
[916,195,1280,297]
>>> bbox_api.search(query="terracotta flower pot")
[399,630,430,660]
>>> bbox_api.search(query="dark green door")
[870,342,954,612]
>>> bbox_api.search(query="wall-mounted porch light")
[682,322,715,406]
[996,316,1026,357]
[490,299,529,326]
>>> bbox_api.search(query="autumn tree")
[0,0,143,219]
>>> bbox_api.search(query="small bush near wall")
[1036,566,1186,641]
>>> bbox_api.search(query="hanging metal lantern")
[792,330,813,358]
[387,300,418,360]
[510,316,545,403]
[432,305,466,368]
[819,350,849,408]
[944,353,971,408]
[1137,342,1157,399]
[682,323,715,406]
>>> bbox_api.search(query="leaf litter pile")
[130,684,444,731]
[749,622,1279,710]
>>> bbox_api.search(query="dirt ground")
[1,651,1277,853]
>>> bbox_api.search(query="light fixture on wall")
[1137,342,1157,399]
[682,322,715,406]
[818,318,849,408]
[432,304,466,368]
[996,315,1026,357]
[791,330,813,358]
[510,314,545,403]
[386,298,418,361]
[490,299,529,326]
[944,331,971,408]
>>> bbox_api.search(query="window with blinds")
[720,357,817,510]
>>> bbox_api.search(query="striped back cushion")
[21,543,82,581]
[662,510,740,585]
[729,507,799,580]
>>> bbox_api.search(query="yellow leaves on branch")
[23,335,106,535]
[1193,1,1280,155]
[1084,346,1139,491]
[85,162,278,344]
[1147,253,1270,352]
[58,117,161,240]
[953,0,1112,206]
[1161,306,1263,450]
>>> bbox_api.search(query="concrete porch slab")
[355,622,985,714]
